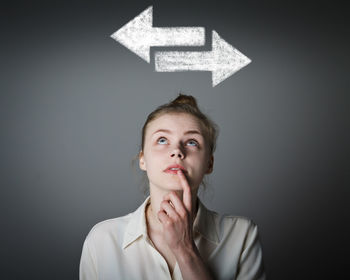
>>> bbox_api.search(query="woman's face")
[139,113,213,193]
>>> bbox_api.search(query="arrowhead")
[211,30,251,86]
[110,6,154,63]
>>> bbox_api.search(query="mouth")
[164,164,187,174]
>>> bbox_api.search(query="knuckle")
[157,211,164,219]
[172,215,180,222]
[165,220,173,228]
[180,210,188,219]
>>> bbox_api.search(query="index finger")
[177,170,192,213]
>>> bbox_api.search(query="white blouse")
[80,196,265,280]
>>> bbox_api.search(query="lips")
[164,164,187,174]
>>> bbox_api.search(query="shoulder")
[205,204,257,229]
[204,206,259,242]
[82,196,150,249]
[84,212,132,244]
[220,213,257,231]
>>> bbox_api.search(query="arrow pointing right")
[111,6,205,63]
[155,30,251,86]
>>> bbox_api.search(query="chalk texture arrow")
[110,6,205,63]
[155,30,251,86]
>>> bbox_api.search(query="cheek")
[187,152,207,173]
[144,148,165,167]
[187,148,207,161]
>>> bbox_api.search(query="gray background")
[2,0,349,279]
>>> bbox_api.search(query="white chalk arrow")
[110,6,205,63]
[155,30,251,86]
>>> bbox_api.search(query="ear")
[206,155,214,174]
[139,150,147,171]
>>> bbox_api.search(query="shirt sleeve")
[79,237,98,280]
[236,221,266,280]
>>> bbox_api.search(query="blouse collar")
[122,195,220,249]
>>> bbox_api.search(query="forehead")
[146,113,204,136]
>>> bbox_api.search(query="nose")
[170,145,185,159]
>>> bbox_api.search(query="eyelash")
[156,137,199,147]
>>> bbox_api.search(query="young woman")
[80,94,265,280]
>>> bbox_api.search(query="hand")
[157,170,195,252]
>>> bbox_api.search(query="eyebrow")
[152,129,202,136]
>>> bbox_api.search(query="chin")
[164,184,183,191]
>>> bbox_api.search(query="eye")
[157,137,168,145]
[187,139,199,147]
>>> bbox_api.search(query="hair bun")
[171,93,198,108]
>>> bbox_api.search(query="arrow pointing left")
[110,6,205,63]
